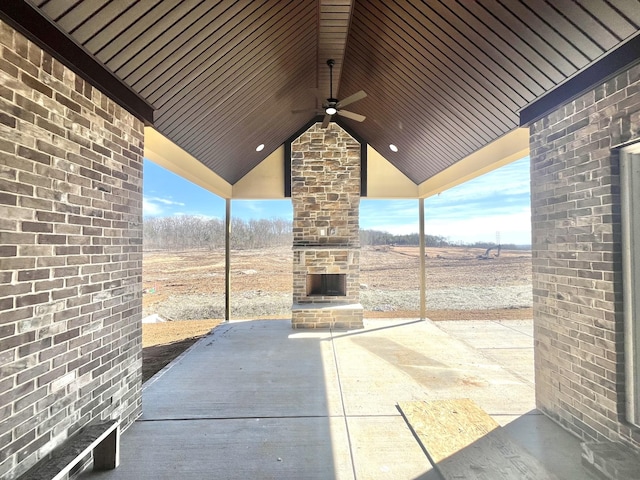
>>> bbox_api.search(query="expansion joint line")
[330,328,359,480]
[137,414,332,423]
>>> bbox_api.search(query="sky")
[143,155,531,245]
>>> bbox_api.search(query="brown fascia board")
[520,33,640,127]
[0,1,154,125]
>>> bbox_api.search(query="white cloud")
[173,212,222,221]
[362,208,531,244]
[425,207,532,245]
[143,198,163,216]
[361,199,418,224]
[431,157,530,202]
[365,222,420,235]
[143,195,187,217]
[359,158,532,244]
[146,196,185,206]
[242,201,264,213]
[234,199,293,219]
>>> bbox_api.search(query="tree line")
[359,230,451,247]
[143,216,528,250]
[144,216,292,250]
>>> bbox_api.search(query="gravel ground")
[363,285,532,311]
[151,285,532,320]
[142,247,533,382]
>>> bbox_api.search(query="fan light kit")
[320,59,367,128]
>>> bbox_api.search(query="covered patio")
[1,1,640,479]
[79,318,595,479]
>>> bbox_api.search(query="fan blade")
[336,90,366,109]
[321,114,332,128]
[337,109,365,122]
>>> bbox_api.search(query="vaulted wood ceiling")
[8,0,640,185]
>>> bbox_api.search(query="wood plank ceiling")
[22,0,640,185]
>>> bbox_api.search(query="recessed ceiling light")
[389,144,398,152]
[256,144,264,152]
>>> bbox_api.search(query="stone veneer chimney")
[291,123,364,329]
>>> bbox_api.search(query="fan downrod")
[319,58,366,128]
[326,59,338,104]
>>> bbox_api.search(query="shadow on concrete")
[81,320,346,479]
[80,318,594,479]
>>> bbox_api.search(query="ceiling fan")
[318,59,367,128]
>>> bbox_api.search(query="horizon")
[143,156,531,245]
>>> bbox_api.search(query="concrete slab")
[435,320,534,349]
[142,320,343,420]
[347,415,440,479]
[494,319,535,337]
[436,319,535,387]
[331,321,431,416]
[82,417,353,480]
[333,319,535,417]
[479,347,536,385]
[80,317,596,480]
[504,412,601,480]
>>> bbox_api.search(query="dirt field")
[142,245,532,382]
[142,245,531,317]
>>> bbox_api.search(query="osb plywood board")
[398,399,559,480]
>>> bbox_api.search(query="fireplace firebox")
[307,274,346,296]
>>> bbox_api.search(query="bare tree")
[144,216,292,251]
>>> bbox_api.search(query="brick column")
[0,21,143,479]
[530,63,640,447]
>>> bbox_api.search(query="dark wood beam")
[520,34,640,127]
[284,141,292,198]
[360,141,367,198]
[0,1,154,125]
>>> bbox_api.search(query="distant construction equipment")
[477,231,501,260]
[477,244,501,260]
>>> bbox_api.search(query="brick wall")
[0,21,143,479]
[530,63,640,447]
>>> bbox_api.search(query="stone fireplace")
[291,123,364,329]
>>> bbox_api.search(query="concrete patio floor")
[80,318,600,480]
